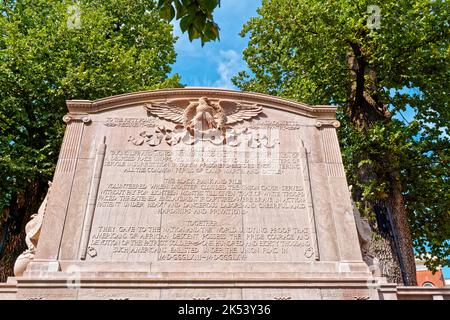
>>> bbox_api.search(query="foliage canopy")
[157,0,220,45]
[0,0,179,218]
[233,0,449,270]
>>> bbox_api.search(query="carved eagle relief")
[144,97,263,133]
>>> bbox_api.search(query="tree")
[234,0,449,285]
[0,0,180,281]
[157,0,220,45]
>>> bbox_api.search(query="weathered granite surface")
[2,88,448,300]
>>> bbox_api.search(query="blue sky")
[170,1,261,89]
[169,1,449,281]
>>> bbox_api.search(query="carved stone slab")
[12,88,385,299]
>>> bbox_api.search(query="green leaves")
[159,0,176,20]
[236,0,450,269]
[0,0,181,217]
[157,0,220,45]
[174,0,187,19]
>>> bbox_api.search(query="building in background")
[416,259,446,288]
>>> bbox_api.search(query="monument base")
[2,274,449,300]
[2,259,449,300]
[4,276,383,300]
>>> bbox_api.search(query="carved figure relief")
[14,182,52,276]
[350,185,381,277]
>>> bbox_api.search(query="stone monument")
[1,88,448,300]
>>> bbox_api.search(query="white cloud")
[213,50,244,89]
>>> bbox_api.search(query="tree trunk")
[387,172,417,285]
[346,41,416,285]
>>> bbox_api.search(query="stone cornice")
[66,87,336,120]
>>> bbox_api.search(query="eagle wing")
[144,102,185,124]
[219,100,263,125]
